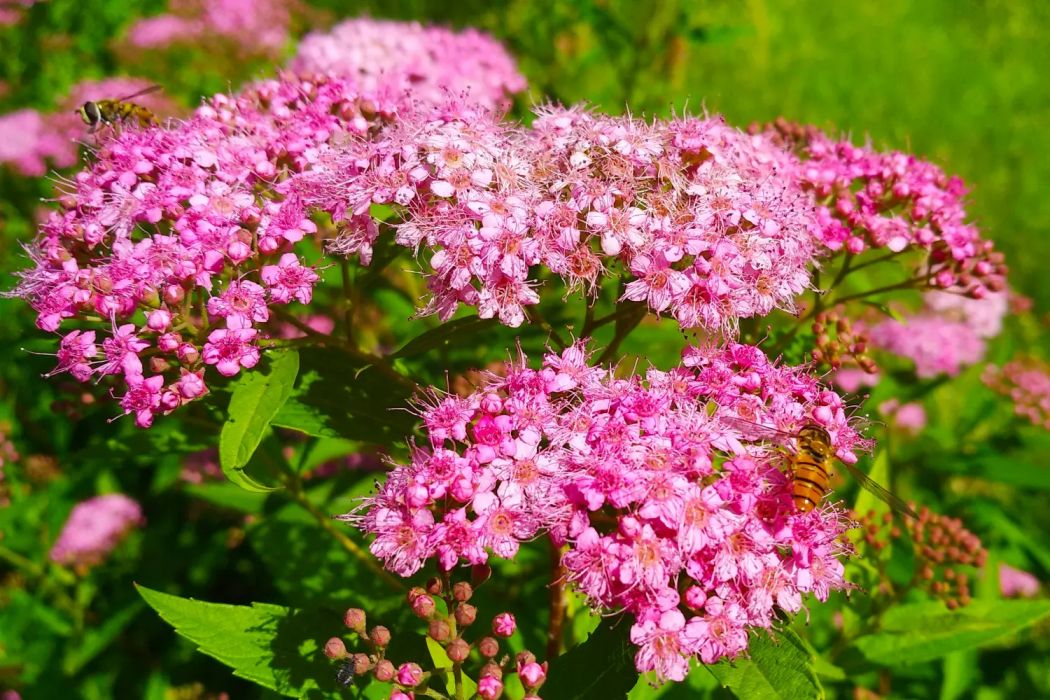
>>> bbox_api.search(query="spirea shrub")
[4,11,1045,700]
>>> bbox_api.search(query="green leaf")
[390,315,498,359]
[851,599,1050,666]
[544,618,638,700]
[182,482,269,514]
[219,349,299,491]
[271,347,415,444]
[135,584,343,699]
[707,628,824,700]
[426,637,478,698]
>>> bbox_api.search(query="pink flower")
[120,374,165,427]
[492,612,516,638]
[49,494,144,567]
[202,320,259,377]
[261,253,320,304]
[207,280,270,324]
[348,342,856,671]
[631,609,692,682]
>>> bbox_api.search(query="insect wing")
[115,84,164,102]
[719,416,796,445]
[840,459,918,519]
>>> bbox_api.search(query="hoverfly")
[721,417,917,518]
[76,84,163,131]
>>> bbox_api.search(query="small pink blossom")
[202,321,259,377]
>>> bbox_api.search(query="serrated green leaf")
[271,347,415,443]
[545,618,638,700]
[135,584,343,699]
[390,315,498,359]
[707,628,823,700]
[851,599,1050,666]
[219,350,299,491]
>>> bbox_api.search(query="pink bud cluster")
[0,77,176,177]
[123,0,293,56]
[299,105,821,334]
[764,120,1005,297]
[867,289,1005,378]
[49,493,144,568]
[328,585,545,699]
[12,75,388,426]
[347,343,859,678]
[983,358,1050,430]
[290,18,527,113]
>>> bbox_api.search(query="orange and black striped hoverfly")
[76,84,163,131]
[722,417,917,518]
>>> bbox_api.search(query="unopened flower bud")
[684,585,707,611]
[177,343,199,364]
[480,661,503,680]
[447,638,471,664]
[146,309,172,331]
[343,608,366,634]
[411,593,436,619]
[452,581,473,602]
[369,626,391,648]
[324,637,348,659]
[518,661,547,689]
[426,577,443,595]
[454,603,477,627]
[428,619,451,642]
[516,650,536,668]
[351,653,372,675]
[396,663,423,687]
[373,659,395,682]
[477,675,504,700]
[391,689,413,700]
[478,636,499,658]
[149,357,171,374]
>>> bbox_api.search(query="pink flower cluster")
[13,75,388,426]
[983,359,1050,430]
[124,0,293,56]
[300,105,820,333]
[290,18,527,113]
[49,493,144,567]
[767,122,1005,297]
[0,77,177,177]
[347,343,859,678]
[867,289,1005,378]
